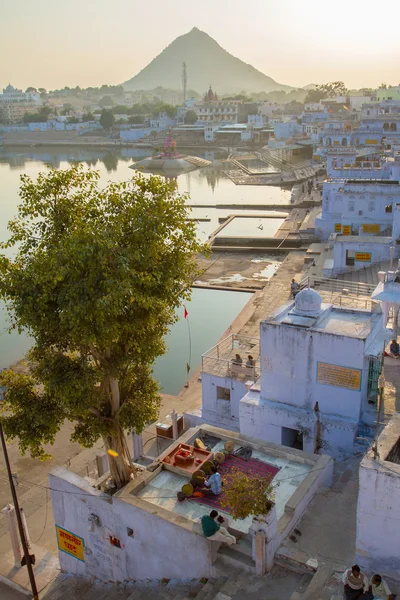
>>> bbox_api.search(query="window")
[348,200,355,212]
[216,386,231,401]
[346,250,356,266]
[368,200,375,213]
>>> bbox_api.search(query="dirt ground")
[196,252,286,290]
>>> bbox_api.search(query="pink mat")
[189,454,280,514]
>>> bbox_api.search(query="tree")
[220,468,275,520]
[128,115,144,125]
[184,110,197,125]
[100,109,115,130]
[305,81,348,104]
[0,166,206,488]
[99,95,114,107]
[67,116,79,124]
[82,112,95,122]
[26,87,37,93]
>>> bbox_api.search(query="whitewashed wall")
[201,373,248,431]
[49,467,216,582]
[356,418,400,580]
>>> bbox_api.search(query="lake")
[0,147,260,393]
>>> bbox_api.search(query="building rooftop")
[122,425,331,535]
[267,300,382,340]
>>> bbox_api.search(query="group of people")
[342,565,393,600]
[231,354,255,367]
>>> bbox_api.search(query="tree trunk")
[102,425,132,489]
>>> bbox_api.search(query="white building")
[49,424,333,581]
[0,84,43,124]
[239,288,388,457]
[149,112,176,131]
[315,157,400,240]
[189,288,389,458]
[356,413,400,581]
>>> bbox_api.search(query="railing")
[298,275,376,297]
[202,333,260,380]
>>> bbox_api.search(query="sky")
[1,0,400,91]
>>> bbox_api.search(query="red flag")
[184,307,188,319]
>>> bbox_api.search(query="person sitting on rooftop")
[246,355,255,367]
[389,338,400,358]
[231,353,242,366]
[201,509,236,545]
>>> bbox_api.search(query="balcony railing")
[201,334,260,381]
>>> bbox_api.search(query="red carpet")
[189,454,280,514]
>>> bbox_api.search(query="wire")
[31,488,49,544]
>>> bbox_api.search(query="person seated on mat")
[201,466,222,496]
[201,510,236,545]
[389,338,400,358]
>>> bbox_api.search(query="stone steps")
[215,545,256,574]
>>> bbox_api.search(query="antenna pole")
[182,62,187,104]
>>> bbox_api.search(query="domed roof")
[293,287,322,317]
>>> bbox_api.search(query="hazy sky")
[1,0,399,91]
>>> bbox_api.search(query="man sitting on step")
[201,510,236,545]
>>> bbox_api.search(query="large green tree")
[99,109,115,130]
[0,166,205,488]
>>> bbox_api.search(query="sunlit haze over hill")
[1,0,400,90]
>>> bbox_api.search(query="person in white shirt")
[363,574,393,600]
[342,565,368,599]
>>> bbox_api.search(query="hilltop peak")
[123,29,291,95]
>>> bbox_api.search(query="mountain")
[123,28,292,95]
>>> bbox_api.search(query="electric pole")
[0,422,39,599]
[182,62,187,104]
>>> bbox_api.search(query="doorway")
[282,427,304,450]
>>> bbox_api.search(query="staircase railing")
[298,275,376,297]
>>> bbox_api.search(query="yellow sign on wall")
[343,225,351,235]
[355,252,372,262]
[334,223,342,233]
[362,224,380,234]
[317,362,361,391]
[365,139,379,145]
[56,526,85,562]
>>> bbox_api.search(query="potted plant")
[220,467,276,520]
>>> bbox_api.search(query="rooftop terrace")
[126,426,331,536]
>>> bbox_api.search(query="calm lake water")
[0,147,257,392]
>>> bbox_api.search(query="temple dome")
[294,287,322,317]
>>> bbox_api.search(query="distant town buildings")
[0,84,43,124]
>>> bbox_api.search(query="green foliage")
[305,81,348,104]
[184,110,197,125]
[0,165,207,486]
[129,115,145,125]
[220,467,275,520]
[67,116,79,124]
[99,95,114,107]
[82,112,95,122]
[99,109,115,129]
